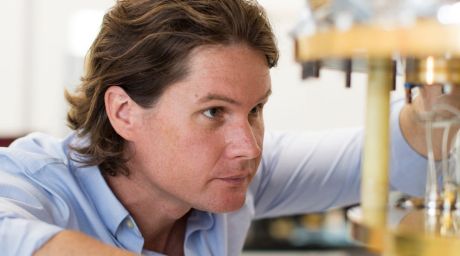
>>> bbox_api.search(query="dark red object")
[0,137,18,147]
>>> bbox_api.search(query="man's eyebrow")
[259,88,272,102]
[198,94,241,105]
[198,89,272,105]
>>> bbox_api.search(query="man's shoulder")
[0,132,89,209]
[0,132,75,176]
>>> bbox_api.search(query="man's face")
[129,44,271,213]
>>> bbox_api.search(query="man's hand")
[400,84,460,159]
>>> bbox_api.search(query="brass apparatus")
[293,0,460,255]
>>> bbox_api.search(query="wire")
[442,123,451,186]
[425,118,439,214]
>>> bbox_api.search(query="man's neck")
[103,171,190,254]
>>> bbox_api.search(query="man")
[0,0,455,255]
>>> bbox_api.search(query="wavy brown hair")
[66,0,279,176]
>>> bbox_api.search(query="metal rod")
[301,60,321,79]
[345,59,352,88]
[392,60,397,91]
[361,58,393,227]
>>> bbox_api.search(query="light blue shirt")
[0,98,426,255]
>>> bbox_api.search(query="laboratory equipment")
[292,0,460,255]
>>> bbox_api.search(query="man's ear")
[105,86,139,141]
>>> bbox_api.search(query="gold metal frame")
[295,19,460,60]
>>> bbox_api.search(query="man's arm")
[34,230,137,256]
[252,97,429,219]
[0,169,136,255]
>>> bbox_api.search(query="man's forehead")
[163,43,272,105]
[186,44,269,71]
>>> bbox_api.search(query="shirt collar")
[74,164,129,236]
[186,209,215,234]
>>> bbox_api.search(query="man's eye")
[203,107,223,119]
[250,104,264,116]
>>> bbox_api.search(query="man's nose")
[225,121,262,159]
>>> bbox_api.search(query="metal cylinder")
[361,58,393,227]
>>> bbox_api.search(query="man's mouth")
[216,175,248,185]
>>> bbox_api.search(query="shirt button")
[126,219,135,229]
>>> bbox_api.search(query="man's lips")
[215,174,249,185]
[220,174,248,179]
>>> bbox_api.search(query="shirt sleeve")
[251,97,427,219]
[0,169,64,256]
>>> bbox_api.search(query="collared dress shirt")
[0,98,426,255]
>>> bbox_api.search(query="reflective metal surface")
[348,206,460,256]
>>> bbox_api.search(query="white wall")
[1,0,392,138]
[1,0,113,137]
[0,0,28,136]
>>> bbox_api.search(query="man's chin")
[201,194,247,213]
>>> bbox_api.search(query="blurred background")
[0,0,400,254]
